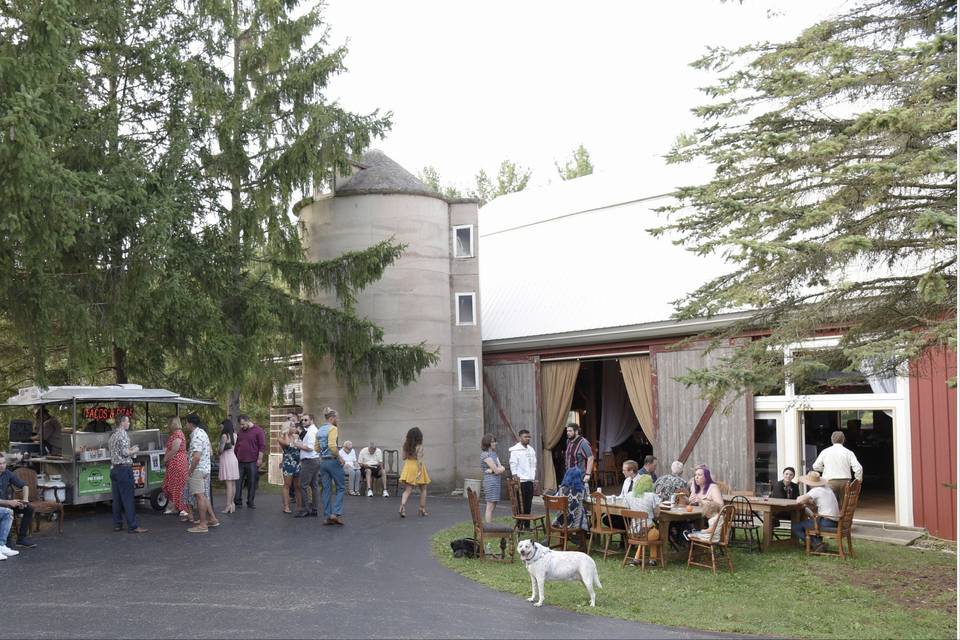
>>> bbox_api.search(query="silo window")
[453,225,474,258]
[458,357,479,391]
[456,292,476,325]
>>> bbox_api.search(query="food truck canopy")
[3,384,217,406]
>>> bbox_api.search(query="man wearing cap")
[792,470,840,552]
[318,408,346,525]
[811,430,864,505]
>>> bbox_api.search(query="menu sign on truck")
[78,463,111,495]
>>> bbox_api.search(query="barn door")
[482,360,540,497]
[653,342,754,492]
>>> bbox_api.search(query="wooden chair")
[729,495,762,552]
[466,487,514,562]
[506,478,546,540]
[542,494,570,551]
[382,449,400,496]
[586,491,625,558]
[687,504,735,574]
[13,468,64,535]
[806,479,861,559]
[621,509,666,570]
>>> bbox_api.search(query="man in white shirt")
[339,441,361,496]
[812,431,864,505]
[358,443,388,497]
[792,470,841,552]
[617,460,640,498]
[294,415,320,518]
[508,429,537,528]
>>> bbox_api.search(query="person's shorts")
[188,470,209,496]
[365,466,382,478]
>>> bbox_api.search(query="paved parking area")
[5,492,732,639]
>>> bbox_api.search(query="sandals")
[419,506,429,517]
[399,505,406,518]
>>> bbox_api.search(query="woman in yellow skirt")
[399,427,430,517]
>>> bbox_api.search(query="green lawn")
[432,520,957,639]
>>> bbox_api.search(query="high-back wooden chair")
[13,467,65,535]
[729,495,762,552]
[506,478,546,539]
[382,449,400,496]
[687,504,735,574]
[466,487,514,562]
[621,509,666,570]
[586,491,624,558]
[806,479,862,559]
[542,494,570,551]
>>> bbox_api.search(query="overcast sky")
[322,0,850,191]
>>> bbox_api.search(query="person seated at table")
[683,499,725,543]
[792,470,840,552]
[653,460,687,502]
[687,464,723,507]
[553,467,588,533]
[625,474,662,566]
[637,455,658,483]
[617,460,640,498]
[771,466,800,499]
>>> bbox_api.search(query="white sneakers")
[0,546,19,557]
[382,490,389,497]
[366,489,373,497]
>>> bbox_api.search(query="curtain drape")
[599,360,639,454]
[861,359,896,417]
[540,361,580,491]
[620,355,657,449]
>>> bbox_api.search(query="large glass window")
[754,417,778,486]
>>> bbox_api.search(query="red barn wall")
[909,347,957,540]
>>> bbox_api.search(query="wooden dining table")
[722,495,805,551]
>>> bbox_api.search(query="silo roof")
[336,150,441,199]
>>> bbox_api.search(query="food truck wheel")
[149,488,168,512]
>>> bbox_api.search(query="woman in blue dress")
[480,434,505,523]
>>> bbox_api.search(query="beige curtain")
[620,355,656,450]
[540,361,580,491]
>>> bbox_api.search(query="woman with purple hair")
[687,464,723,507]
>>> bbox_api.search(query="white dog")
[517,539,602,607]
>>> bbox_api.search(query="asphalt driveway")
[5,491,733,639]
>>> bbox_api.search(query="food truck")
[5,384,216,511]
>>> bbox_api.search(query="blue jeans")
[319,458,345,519]
[110,466,140,531]
[0,507,12,544]
[792,516,837,546]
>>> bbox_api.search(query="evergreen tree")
[555,144,594,180]
[654,0,956,400]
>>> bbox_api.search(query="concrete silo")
[299,150,483,490]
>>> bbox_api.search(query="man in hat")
[792,470,840,552]
[317,408,346,525]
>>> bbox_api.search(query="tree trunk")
[113,344,128,384]
[228,388,241,426]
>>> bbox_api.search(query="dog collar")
[523,544,550,565]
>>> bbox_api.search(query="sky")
[321,0,851,192]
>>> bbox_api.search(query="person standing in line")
[480,434,505,523]
[234,415,266,509]
[339,441,361,496]
[185,417,219,533]
[278,424,302,514]
[812,431,864,505]
[564,423,594,487]
[508,429,537,528]
[218,419,240,513]
[398,427,430,518]
[317,408,346,526]
[294,414,320,518]
[162,417,190,517]
[108,415,147,534]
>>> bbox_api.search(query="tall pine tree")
[655,0,956,399]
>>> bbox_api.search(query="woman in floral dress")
[162,416,189,516]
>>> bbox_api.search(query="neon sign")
[82,406,134,421]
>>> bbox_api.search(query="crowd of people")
[475,421,866,563]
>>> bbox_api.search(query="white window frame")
[455,292,476,326]
[453,224,474,258]
[458,357,479,391]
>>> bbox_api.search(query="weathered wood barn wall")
[481,358,542,487]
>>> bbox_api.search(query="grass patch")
[432,520,956,639]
